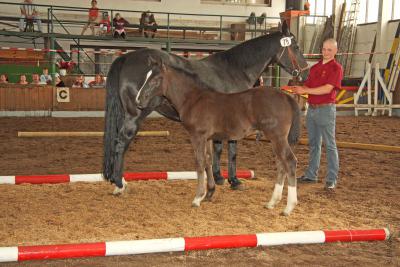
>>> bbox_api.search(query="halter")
[276,38,309,77]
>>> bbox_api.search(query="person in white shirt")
[40,68,52,84]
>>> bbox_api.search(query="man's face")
[322,41,337,61]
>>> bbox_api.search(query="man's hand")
[292,86,307,95]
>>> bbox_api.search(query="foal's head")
[274,21,309,81]
[135,58,168,109]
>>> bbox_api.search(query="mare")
[136,60,301,216]
[103,20,308,195]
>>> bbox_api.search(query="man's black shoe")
[228,177,244,190]
[297,175,318,183]
[325,181,336,190]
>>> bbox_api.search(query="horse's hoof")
[281,205,295,216]
[191,198,202,207]
[191,201,200,207]
[206,188,215,200]
[113,183,127,196]
[113,186,125,195]
[281,210,291,216]
[265,203,275,210]
[214,176,225,185]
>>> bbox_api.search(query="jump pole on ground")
[0,228,390,262]
[0,170,255,185]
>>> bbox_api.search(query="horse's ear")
[148,56,158,67]
[281,20,290,36]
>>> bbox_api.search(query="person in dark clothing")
[113,13,129,39]
[139,11,157,38]
[55,74,65,87]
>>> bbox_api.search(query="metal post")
[50,36,56,86]
[95,48,100,74]
[47,8,50,33]
[50,6,54,33]
[166,41,171,53]
[219,16,222,40]
[110,10,114,37]
[273,64,280,88]
[167,13,170,39]
[77,39,81,72]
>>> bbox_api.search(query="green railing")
[0,2,281,42]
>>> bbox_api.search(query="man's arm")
[292,84,334,95]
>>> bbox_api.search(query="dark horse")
[136,60,301,216]
[103,21,308,195]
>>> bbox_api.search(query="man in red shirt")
[292,38,343,190]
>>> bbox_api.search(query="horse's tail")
[103,56,126,183]
[287,96,301,145]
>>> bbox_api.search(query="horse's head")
[274,21,309,81]
[135,57,167,109]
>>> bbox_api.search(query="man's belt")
[308,103,335,109]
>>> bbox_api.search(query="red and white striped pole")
[0,229,389,262]
[0,170,255,185]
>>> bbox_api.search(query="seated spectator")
[31,73,45,85]
[72,75,89,88]
[0,74,9,84]
[139,10,157,38]
[19,0,42,32]
[55,73,65,87]
[113,13,129,39]
[89,74,105,88]
[81,0,99,35]
[18,74,28,85]
[98,12,111,36]
[253,76,264,87]
[40,68,52,84]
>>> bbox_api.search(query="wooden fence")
[0,85,105,111]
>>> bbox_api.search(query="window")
[306,0,333,24]
[393,0,400,20]
[345,0,378,24]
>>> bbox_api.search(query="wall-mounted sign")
[57,87,70,102]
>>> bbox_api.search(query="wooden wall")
[0,85,105,111]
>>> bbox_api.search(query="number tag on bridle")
[280,37,292,47]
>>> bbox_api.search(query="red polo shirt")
[304,59,343,104]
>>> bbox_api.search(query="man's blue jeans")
[304,104,339,184]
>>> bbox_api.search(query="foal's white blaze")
[266,183,284,209]
[135,70,153,104]
[113,178,128,195]
[283,185,298,216]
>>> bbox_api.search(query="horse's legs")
[228,140,243,190]
[205,140,216,200]
[269,137,298,216]
[191,137,208,207]
[266,159,285,209]
[112,110,150,195]
[212,140,224,185]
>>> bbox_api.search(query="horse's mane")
[206,31,282,68]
